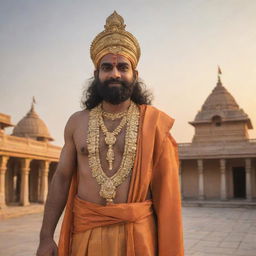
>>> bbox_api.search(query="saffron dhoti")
[70,196,157,256]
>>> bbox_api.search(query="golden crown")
[90,11,141,68]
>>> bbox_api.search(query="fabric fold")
[73,196,153,233]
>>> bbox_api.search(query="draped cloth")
[70,197,156,256]
[58,104,184,256]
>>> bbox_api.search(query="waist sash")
[73,196,153,233]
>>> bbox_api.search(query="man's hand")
[36,238,58,256]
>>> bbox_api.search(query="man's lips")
[108,82,122,86]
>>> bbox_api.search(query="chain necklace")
[102,110,127,120]
[87,101,139,205]
[99,109,127,171]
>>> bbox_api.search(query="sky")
[0,0,255,146]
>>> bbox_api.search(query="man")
[37,11,184,256]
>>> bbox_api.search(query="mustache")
[103,78,129,87]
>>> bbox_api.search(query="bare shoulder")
[64,110,89,137]
[66,110,89,127]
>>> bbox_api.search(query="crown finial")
[104,11,126,31]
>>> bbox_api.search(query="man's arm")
[37,114,77,256]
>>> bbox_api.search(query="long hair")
[81,77,153,110]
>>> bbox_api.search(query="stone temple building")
[178,76,256,203]
[0,102,61,209]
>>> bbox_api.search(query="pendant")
[99,179,116,204]
[106,145,114,170]
[105,133,116,170]
[105,132,116,145]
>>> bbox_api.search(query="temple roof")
[190,77,252,129]
[0,113,14,128]
[12,100,53,141]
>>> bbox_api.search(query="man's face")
[98,54,135,86]
[95,54,137,105]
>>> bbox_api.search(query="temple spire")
[217,65,222,86]
[31,96,36,112]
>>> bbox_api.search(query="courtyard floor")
[0,207,256,256]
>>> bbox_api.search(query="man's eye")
[102,66,112,71]
[119,66,128,71]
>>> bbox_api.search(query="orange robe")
[58,104,184,256]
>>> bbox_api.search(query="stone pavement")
[0,207,256,256]
[183,207,256,256]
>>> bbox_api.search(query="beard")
[95,77,135,105]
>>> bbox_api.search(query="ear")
[133,70,138,80]
[94,70,99,78]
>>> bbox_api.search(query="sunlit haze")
[1,0,255,146]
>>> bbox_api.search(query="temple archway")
[232,167,246,198]
[29,160,40,202]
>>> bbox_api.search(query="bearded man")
[37,11,184,256]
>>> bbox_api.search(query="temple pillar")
[245,158,252,201]
[39,161,50,203]
[20,158,31,206]
[197,159,204,200]
[0,156,9,208]
[220,159,227,200]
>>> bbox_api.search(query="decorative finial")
[26,96,38,117]
[31,96,36,111]
[217,65,222,85]
[104,11,126,31]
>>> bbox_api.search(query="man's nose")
[110,67,121,79]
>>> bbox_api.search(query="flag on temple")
[218,66,222,75]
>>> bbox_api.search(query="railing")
[0,133,61,159]
[178,138,256,147]
[178,139,256,158]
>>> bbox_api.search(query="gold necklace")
[99,110,127,171]
[102,110,127,120]
[87,102,139,205]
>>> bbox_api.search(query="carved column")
[220,159,227,200]
[20,158,31,206]
[179,160,183,199]
[39,161,50,203]
[0,156,9,208]
[197,159,204,200]
[245,158,252,201]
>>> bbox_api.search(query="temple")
[179,75,256,203]
[0,101,61,210]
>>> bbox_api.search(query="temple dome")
[190,77,252,129]
[12,102,53,141]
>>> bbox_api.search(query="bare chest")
[74,118,127,176]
